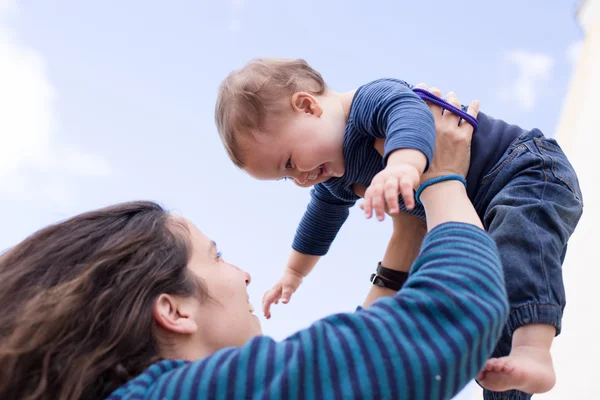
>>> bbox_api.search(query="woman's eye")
[285,158,292,169]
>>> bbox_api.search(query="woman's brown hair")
[0,201,206,400]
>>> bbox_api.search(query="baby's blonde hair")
[215,58,327,168]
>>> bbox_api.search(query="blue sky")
[0,0,583,398]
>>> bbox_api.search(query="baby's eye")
[216,251,223,260]
[285,158,293,169]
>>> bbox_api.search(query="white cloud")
[501,49,554,111]
[567,41,584,66]
[0,3,111,207]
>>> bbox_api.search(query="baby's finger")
[262,296,274,319]
[371,189,386,221]
[384,178,400,214]
[261,289,272,307]
[281,287,293,304]
[262,288,280,319]
[415,83,429,90]
[399,178,416,210]
[262,298,273,319]
[362,193,374,218]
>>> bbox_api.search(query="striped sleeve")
[292,183,355,256]
[350,78,436,170]
[149,222,509,400]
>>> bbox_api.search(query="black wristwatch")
[370,262,409,291]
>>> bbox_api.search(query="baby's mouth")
[309,164,327,181]
[249,303,255,314]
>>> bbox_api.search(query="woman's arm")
[354,139,426,308]
[145,223,507,400]
[362,211,426,308]
[360,83,482,307]
[144,91,509,400]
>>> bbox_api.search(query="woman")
[0,89,508,400]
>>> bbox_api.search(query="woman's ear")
[153,294,198,335]
[291,92,323,117]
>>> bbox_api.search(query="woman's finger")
[429,87,443,97]
[459,99,480,133]
[423,87,444,117]
[443,91,462,125]
[465,99,480,122]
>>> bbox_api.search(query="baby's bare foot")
[476,345,556,394]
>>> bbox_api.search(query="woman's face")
[183,218,262,352]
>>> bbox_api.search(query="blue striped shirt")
[292,78,525,256]
[107,222,509,400]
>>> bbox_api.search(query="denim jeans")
[472,129,584,400]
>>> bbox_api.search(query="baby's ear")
[291,92,323,117]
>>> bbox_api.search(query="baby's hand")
[262,268,304,319]
[362,163,421,220]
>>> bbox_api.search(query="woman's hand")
[414,84,480,182]
[410,85,483,230]
[359,85,479,202]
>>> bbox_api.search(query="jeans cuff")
[483,388,532,400]
[507,303,563,337]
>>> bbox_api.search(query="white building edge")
[545,0,600,398]
[471,1,599,399]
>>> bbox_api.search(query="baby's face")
[240,97,347,187]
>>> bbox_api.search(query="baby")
[215,58,583,397]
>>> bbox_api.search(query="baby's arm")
[262,250,320,319]
[263,184,355,318]
[352,79,436,219]
[378,148,428,212]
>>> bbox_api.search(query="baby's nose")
[293,171,309,184]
